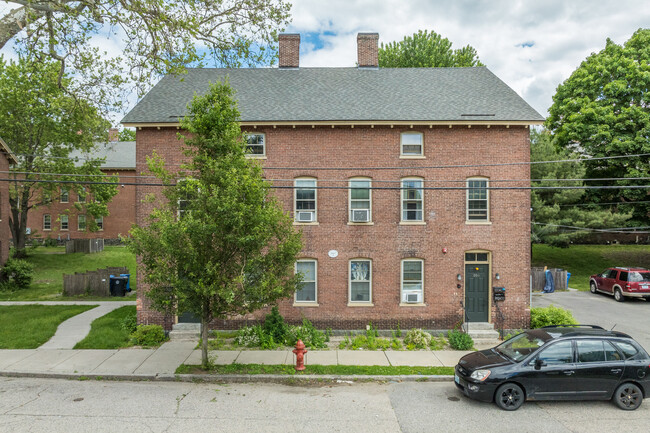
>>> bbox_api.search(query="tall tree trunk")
[201,300,211,369]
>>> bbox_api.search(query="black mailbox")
[493,286,505,301]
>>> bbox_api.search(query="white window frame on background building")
[401,177,424,223]
[400,132,424,157]
[349,177,372,223]
[245,133,266,157]
[401,259,424,305]
[294,177,317,223]
[349,259,372,305]
[466,177,490,223]
[60,214,69,230]
[294,259,317,305]
[95,216,103,231]
[78,214,87,231]
[60,188,69,203]
[43,214,51,231]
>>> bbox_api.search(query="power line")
[532,222,650,234]
[558,200,650,208]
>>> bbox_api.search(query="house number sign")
[328,250,338,258]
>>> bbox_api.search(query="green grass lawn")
[74,306,136,349]
[532,244,650,291]
[0,246,136,301]
[0,305,97,349]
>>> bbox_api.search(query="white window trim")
[60,188,69,203]
[78,214,87,231]
[348,177,372,224]
[400,132,424,157]
[400,258,425,306]
[348,258,373,306]
[294,177,317,224]
[401,177,425,222]
[245,132,266,158]
[95,216,104,231]
[294,259,318,306]
[60,214,69,231]
[466,177,490,223]
[43,214,51,231]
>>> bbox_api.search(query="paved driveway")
[533,290,650,351]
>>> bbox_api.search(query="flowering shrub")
[403,328,432,349]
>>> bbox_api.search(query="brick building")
[0,137,18,265]
[26,133,136,242]
[123,33,544,331]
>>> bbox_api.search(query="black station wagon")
[454,326,650,410]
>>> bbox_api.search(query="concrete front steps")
[462,322,501,346]
[169,323,200,341]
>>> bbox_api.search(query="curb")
[0,371,454,384]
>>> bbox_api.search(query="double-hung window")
[60,215,69,230]
[401,178,424,222]
[467,178,489,222]
[401,259,424,304]
[349,259,371,303]
[246,133,265,156]
[400,132,423,156]
[177,178,199,219]
[295,260,317,303]
[78,187,87,203]
[43,214,51,231]
[295,178,317,223]
[349,178,371,223]
[60,188,69,203]
[95,216,104,230]
[78,215,87,231]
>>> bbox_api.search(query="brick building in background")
[26,131,136,242]
[123,33,544,331]
[0,138,18,265]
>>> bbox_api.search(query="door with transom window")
[465,252,490,322]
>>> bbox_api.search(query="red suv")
[590,267,650,302]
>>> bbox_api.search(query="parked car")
[590,267,650,302]
[454,325,650,411]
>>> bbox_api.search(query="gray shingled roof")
[122,67,543,124]
[69,141,136,170]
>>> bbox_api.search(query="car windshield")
[495,332,547,362]
[629,272,650,283]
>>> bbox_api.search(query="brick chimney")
[108,128,119,142]
[279,33,300,68]
[357,33,379,68]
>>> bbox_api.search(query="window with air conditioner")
[401,259,423,304]
[349,178,371,222]
[295,178,316,223]
[400,132,423,156]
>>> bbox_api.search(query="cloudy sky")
[287,0,650,116]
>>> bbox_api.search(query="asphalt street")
[2,377,650,432]
[533,290,650,350]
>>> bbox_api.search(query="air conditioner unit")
[351,209,370,222]
[405,292,422,304]
[297,211,314,222]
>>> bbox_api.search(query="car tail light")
[626,283,632,290]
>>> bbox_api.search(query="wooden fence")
[65,239,104,254]
[531,267,568,292]
[63,266,128,296]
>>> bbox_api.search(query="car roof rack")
[542,324,605,329]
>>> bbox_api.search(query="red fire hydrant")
[293,339,308,371]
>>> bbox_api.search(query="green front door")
[465,264,489,322]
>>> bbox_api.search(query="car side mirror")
[534,359,546,370]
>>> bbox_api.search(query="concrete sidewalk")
[0,341,470,379]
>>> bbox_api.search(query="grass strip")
[0,305,96,349]
[74,306,136,349]
[176,363,454,376]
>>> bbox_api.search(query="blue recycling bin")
[120,274,131,292]
[567,272,571,289]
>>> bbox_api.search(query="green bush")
[120,313,137,334]
[263,306,288,344]
[0,258,34,291]
[530,305,577,328]
[403,328,432,349]
[286,318,327,349]
[448,330,474,350]
[430,335,447,350]
[234,325,264,347]
[130,324,166,347]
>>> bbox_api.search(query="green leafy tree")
[0,56,118,257]
[127,81,303,368]
[0,0,291,107]
[547,28,650,225]
[118,129,136,142]
[378,30,484,68]
[531,129,630,247]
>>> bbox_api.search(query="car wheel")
[590,282,597,294]
[495,383,525,411]
[614,289,625,302]
[613,383,643,410]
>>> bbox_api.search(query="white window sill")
[293,221,319,226]
[347,302,374,307]
[399,221,426,225]
[347,222,374,226]
[43,229,51,231]
[466,221,492,225]
[400,155,426,159]
[399,302,427,307]
[293,302,319,307]
[245,155,267,159]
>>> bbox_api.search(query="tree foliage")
[0,56,118,256]
[0,0,292,108]
[127,81,303,368]
[546,28,650,225]
[378,30,483,68]
[531,129,630,247]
